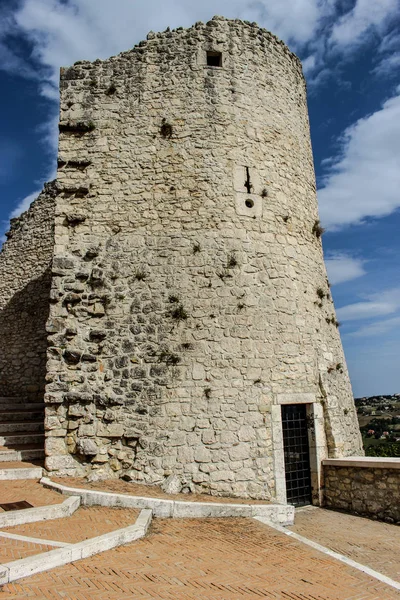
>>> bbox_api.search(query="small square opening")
[207,51,222,67]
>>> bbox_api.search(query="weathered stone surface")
[324,464,400,524]
[97,423,124,438]
[0,182,56,400]
[0,17,363,498]
[76,438,98,456]
[43,17,362,493]
[161,474,182,494]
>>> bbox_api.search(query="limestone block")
[238,425,256,442]
[68,405,86,418]
[45,437,68,456]
[210,470,234,482]
[228,444,250,461]
[45,416,62,430]
[192,363,205,380]
[78,424,97,437]
[161,475,182,494]
[202,430,216,444]
[76,438,98,456]
[194,446,211,463]
[45,454,81,472]
[97,423,124,438]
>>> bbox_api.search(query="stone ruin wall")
[45,16,363,498]
[0,183,56,400]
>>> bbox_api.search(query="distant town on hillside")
[355,394,400,457]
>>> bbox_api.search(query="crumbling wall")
[0,183,57,400]
[45,17,362,496]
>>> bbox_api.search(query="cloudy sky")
[0,0,399,396]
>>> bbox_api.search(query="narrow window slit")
[244,167,252,194]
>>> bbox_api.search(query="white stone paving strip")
[41,477,294,524]
[0,466,43,480]
[0,508,152,585]
[254,517,400,592]
[0,495,80,528]
[0,531,72,548]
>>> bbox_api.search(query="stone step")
[0,461,43,480]
[0,401,44,411]
[0,445,45,462]
[0,432,45,447]
[0,421,44,434]
[0,397,31,404]
[0,409,44,423]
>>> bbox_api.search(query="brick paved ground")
[2,506,139,544]
[290,506,400,583]
[0,538,53,563]
[52,477,271,504]
[1,518,399,599]
[0,481,62,510]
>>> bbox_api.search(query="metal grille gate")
[281,404,312,506]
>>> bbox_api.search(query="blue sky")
[0,0,399,397]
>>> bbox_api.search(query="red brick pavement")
[0,538,53,562]
[3,506,139,544]
[1,518,399,599]
[0,481,62,510]
[290,506,400,583]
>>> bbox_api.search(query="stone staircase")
[0,397,45,472]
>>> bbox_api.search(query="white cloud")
[350,315,400,337]
[302,54,316,75]
[10,189,42,219]
[337,288,400,321]
[372,52,400,77]
[338,301,397,321]
[35,113,59,162]
[372,27,400,77]
[318,92,400,229]
[0,0,381,94]
[330,0,399,47]
[2,0,328,89]
[0,0,398,97]
[1,0,399,230]
[325,253,366,285]
[378,29,400,53]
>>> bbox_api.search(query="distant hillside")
[355,394,400,456]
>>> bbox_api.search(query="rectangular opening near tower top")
[207,51,222,67]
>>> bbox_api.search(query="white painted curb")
[41,477,294,525]
[0,531,72,548]
[0,466,43,480]
[0,508,152,585]
[254,517,400,592]
[0,496,80,528]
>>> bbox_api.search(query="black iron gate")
[281,404,312,506]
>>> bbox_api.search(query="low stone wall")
[323,457,400,524]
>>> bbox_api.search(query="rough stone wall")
[45,16,362,497]
[324,463,400,524]
[0,183,56,399]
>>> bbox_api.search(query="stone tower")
[41,16,363,502]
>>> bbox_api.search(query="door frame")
[271,393,328,505]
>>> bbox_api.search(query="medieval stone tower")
[0,16,363,504]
